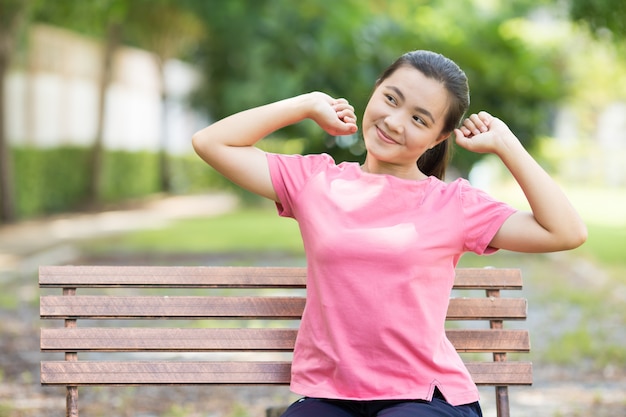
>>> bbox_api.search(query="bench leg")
[66,386,78,417]
[495,386,509,417]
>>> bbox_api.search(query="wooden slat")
[465,362,533,385]
[40,296,526,320]
[40,296,527,321]
[40,296,306,319]
[446,298,527,320]
[39,266,522,290]
[39,266,308,288]
[40,361,292,385]
[40,361,532,386]
[446,329,530,352]
[41,328,299,352]
[453,268,522,290]
[41,328,530,353]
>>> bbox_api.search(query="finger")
[478,111,493,124]
[337,109,356,120]
[334,104,355,115]
[460,126,472,137]
[468,114,488,133]
[463,118,480,136]
[333,98,351,108]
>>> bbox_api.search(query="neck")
[361,158,428,181]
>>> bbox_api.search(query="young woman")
[192,50,587,417]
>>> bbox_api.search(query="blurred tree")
[569,0,626,39]
[34,0,130,207]
[124,0,205,192]
[187,0,567,174]
[34,0,204,201]
[186,0,403,161]
[0,0,34,223]
[385,0,567,172]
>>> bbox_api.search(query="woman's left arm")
[455,111,587,253]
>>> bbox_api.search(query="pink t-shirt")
[267,153,516,406]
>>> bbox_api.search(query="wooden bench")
[39,265,532,417]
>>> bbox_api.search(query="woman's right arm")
[191,92,358,201]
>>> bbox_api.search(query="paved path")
[0,193,238,275]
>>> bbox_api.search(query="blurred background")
[0,0,625,416]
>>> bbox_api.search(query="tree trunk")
[0,0,30,223]
[0,48,16,223]
[157,58,170,193]
[87,22,121,207]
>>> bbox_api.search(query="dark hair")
[376,50,470,180]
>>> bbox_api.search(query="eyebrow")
[387,86,436,125]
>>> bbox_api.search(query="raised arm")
[192,92,358,201]
[454,112,587,253]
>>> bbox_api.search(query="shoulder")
[425,178,512,217]
[441,178,500,203]
[267,153,341,194]
[424,177,471,200]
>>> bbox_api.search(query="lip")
[376,126,400,145]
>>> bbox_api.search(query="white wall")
[4,24,206,155]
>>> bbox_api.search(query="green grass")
[572,223,626,268]
[490,183,626,271]
[86,207,304,255]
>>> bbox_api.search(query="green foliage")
[168,153,259,198]
[569,0,626,39]
[27,0,580,175]
[185,0,568,174]
[9,147,223,219]
[17,1,621,208]
[14,146,91,217]
[32,0,130,37]
[100,150,161,203]
[6,136,306,219]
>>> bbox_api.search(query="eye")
[385,94,397,105]
[413,115,426,126]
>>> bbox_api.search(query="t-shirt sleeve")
[459,180,517,255]
[266,152,333,218]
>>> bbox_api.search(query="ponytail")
[417,139,451,180]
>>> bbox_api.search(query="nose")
[384,112,404,134]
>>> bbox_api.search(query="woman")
[192,50,586,417]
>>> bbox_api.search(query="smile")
[376,126,400,145]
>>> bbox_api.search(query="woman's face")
[362,66,450,174]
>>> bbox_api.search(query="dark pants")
[280,389,483,417]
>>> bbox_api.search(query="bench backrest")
[40,265,531,417]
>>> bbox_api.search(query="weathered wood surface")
[39,266,521,289]
[40,361,532,386]
[40,296,526,320]
[41,328,530,353]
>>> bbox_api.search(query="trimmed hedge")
[5,138,305,220]
[14,146,91,217]
[7,146,222,219]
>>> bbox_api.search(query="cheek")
[405,131,437,152]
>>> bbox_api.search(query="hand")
[454,111,515,155]
[306,92,358,136]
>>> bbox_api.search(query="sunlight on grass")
[88,207,304,255]
[489,183,626,271]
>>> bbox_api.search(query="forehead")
[379,66,449,121]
